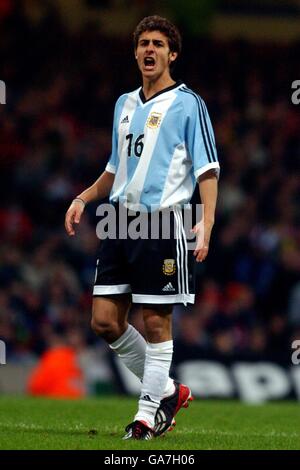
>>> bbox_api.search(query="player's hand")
[65,199,85,236]
[191,221,213,262]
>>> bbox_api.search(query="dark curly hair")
[133,15,182,56]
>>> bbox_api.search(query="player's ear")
[169,51,178,64]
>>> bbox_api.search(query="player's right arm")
[64,170,115,236]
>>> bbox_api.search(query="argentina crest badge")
[162,259,176,276]
[146,112,162,129]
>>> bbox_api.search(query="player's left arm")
[193,169,218,262]
[183,93,219,262]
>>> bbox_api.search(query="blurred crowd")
[1,1,300,363]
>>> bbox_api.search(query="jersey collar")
[139,80,183,104]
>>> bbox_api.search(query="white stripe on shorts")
[132,293,195,304]
[93,284,131,295]
[178,209,189,295]
[174,207,188,297]
[174,209,182,296]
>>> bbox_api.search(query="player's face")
[135,30,177,80]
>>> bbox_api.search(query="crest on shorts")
[162,259,176,276]
[147,112,162,129]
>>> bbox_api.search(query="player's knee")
[90,315,120,341]
[143,316,171,343]
[90,316,107,336]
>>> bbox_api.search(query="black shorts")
[93,206,195,305]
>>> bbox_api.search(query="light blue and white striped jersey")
[105,81,220,211]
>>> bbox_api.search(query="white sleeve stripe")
[194,162,220,180]
[105,163,116,174]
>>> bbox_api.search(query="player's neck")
[142,73,176,101]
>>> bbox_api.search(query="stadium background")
[0,0,300,403]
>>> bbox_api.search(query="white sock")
[163,376,176,398]
[109,325,175,397]
[134,340,173,428]
[109,324,146,380]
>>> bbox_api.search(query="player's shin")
[109,325,175,397]
[109,324,146,379]
[134,340,173,428]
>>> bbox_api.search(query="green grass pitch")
[0,396,299,450]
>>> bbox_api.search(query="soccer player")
[65,15,219,440]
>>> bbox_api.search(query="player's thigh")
[91,294,131,331]
[93,236,130,295]
[142,304,173,343]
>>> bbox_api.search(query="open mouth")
[144,57,155,68]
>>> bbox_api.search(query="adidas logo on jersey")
[121,115,129,124]
[141,394,156,403]
[162,282,175,292]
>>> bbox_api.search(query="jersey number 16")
[126,133,144,158]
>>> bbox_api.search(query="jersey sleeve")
[105,101,119,174]
[185,95,220,180]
